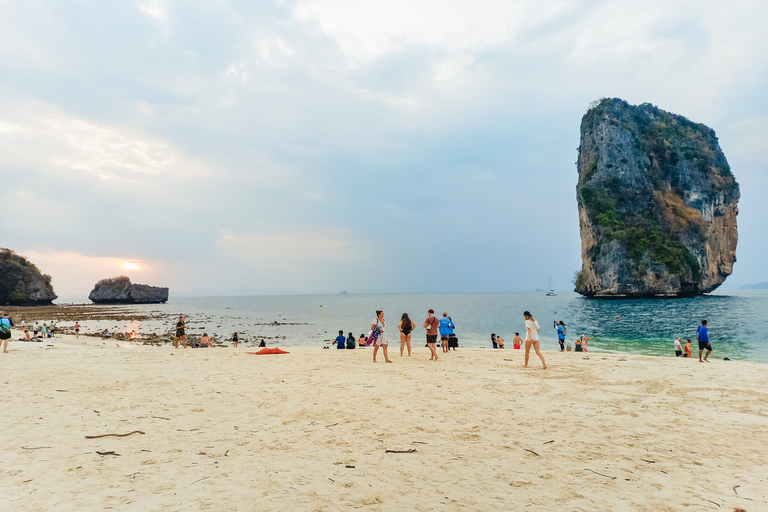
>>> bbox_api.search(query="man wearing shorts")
[697,320,711,362]
[424,309,439,361]
[0,312,13,353]
[674,337,683,357]
[175,315,187,349]
[438,312,454,353]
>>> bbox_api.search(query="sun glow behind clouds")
[122,261,139,271]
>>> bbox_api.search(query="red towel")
[248,348,290,355]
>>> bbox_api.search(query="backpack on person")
[561,325,567,337]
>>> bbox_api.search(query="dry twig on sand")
[85,430,145,439]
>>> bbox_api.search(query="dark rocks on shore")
[89,276,169,304]
[0,248,58,305]
[575,98,739,298]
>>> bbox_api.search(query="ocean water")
[57,290,768,363]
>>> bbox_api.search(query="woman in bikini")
[398,313,415,356]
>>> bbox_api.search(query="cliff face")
[89,276,169,304]
[575,99,739,298]
[0,249,58,305]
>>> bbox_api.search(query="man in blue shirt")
[439,312,454,353]
[0,312,13,354]
[335,330,346,349]
[697,320,711,362]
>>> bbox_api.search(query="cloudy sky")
[1,0,766,297]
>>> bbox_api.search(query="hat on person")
[523,310,531,316]
[428,309,434,314]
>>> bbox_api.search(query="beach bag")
[366,327,380,346]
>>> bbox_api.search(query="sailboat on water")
[545,275,557,296]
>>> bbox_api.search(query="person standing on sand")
[513,333,522,349]
[697,320,711,362]
[174,316,187,349]
[41,323,48,338]
[424,309,439,361]
[74,322,81,338]
[674,337,683,357]
[372,310,392,363]
[439,312,454,353]
[495,335,505,349]
[684,338,693,358]
[523,311,546,369]
[0,312,13,353]
[398,313,415,356]
[553,321,566,351]
[232,332,239,348]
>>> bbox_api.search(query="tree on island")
[0,248,58,305]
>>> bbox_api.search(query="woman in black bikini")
[398,313,415,356]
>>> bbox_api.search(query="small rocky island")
[0,248,58,305]
[575,98,739,298]
[89,276,169,304]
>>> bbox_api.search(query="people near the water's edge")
[346,332,356,349]
[0,312,13,354]
[174,315,187,349]
[439,312,455,353]
[103,329,111,339]
[575,334,593,352]
[371,310,392,363]
[553,321,566,351]
[398,313,415,356]
[496,335,505,349]
[358,333,366,348]
[684,338,692,358]
[674,337,683,357]
[335,330,346,349]
[199,333,212,348]
[523,311,546,370]
[232,332,239,348]
[697,319,711,362]
[491,333,498,349]
[424,309,439,361]
[74,321,81,338]
[513,333,522,350]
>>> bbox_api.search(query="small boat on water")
[545,276,557,296]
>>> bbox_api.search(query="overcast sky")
[1,0,766,297]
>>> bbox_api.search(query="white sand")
[1,334,766,511]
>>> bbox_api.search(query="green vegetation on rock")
[0,249,57,305]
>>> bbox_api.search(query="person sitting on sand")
[576,334,593,352]
[22,329,31,341]
[523,311,546,370]
[358,333,366,348]
[232,332,239,348]
[513,332,522,350]
[200,333,211,347]
[103,329,111,339]
[335,330,346,349]
[346,332,356,349]
[674,337,683,357]
[496,335,505,349]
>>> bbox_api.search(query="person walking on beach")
[74,322,81,338]
[0,312,13,353]
[553,321,566,351]
[174,316,187,349]
[232,332,239,348]
[523,311,546,369]
[697,320,711,362]
[424,309,439,361]
[371,310,392,363]
[674,337,683,357]
[439,312,454,353]
[398,313,415,356]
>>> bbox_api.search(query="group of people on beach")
[674,320,712,362]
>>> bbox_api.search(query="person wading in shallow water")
[174,315,187,349]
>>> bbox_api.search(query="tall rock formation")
[0,248,58,305]
[89,276,169,304]
[575,98,739,298]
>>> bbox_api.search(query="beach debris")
[56,389,68,392]
[385,449,417,454]
[640,459,656,463]
[191,476,210,485]
[412,441,428,445]
[22,446,51,450]
[325,423,339,428]
[85,430,145,439]
[542,440,555,445]
[732,485,740,496]
[96,451,121,456]
[584,469,616,479]
[153,416,169,420]
[523,449,540,457]
[224,450,229,457]
[346,465,355,468]
[702,499,721,507]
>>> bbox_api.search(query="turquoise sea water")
[58,290,768,363]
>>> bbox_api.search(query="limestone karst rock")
[89,276,169,304]
[575,98,739,297]
[0,248,58,305]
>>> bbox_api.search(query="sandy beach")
[1,333,766,511]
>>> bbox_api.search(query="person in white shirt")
[674,337,683,357]
[523,310,546,370]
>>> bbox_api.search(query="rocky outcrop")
[0,248,58,305]
[89,276,169,304]
[575,98,739,298]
